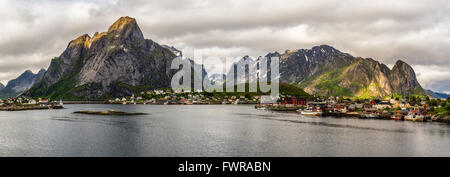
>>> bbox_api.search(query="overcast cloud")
[0,0,449,93]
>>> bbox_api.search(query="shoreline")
[1,103,448,123]
[0,105,51,111]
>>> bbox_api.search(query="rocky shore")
[73,110,147,115]
[0,105,51,111]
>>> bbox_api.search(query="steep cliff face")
[25,16,178,99]
[22,16,424,99]
[279,45,356,84]
[302,57,395,98]
[277,45,424,98]
[389,60,424,95]
[227,45,425,98]
[0,69,45,99]
[40,34,90,88]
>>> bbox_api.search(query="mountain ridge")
[0,69,45,99]
[426,89,450,99]
[21,16,426,100]
[24,16,178,99]
[227,44,425,98]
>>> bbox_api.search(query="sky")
[0,0,449,93]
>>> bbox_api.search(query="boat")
[391,111,403,120]
[298,105,323,116]
[50,100,64,109]
[415,115,425,122]
[405,110,425,122]
[360,113,379,119]
[255,105,267,110]
[255,104,268,110]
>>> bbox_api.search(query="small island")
[73,110,147,116]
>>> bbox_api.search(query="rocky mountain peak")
[311,45,337,53]
[25,16,180,99]
[108,16,137,32]
[68,34,91,48]
[265,51,281,58]
[392,60,416,76]
[107,16,144,43]
[393,59,410,69]
[394,59,407,65]
[91,32,108,43]
[389,59,422,95]
[0,69,46,98]
[22,70,33,75]
[37,68,46,75]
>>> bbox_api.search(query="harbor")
[254,96,449,123]
[1,104,450,157]
[0,89,448,124]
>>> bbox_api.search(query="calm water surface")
[0,104,449,157]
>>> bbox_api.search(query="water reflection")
[0,104,449,157]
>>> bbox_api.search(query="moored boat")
[298,109,323,116]
[415,115,425,122]
[405,110,425,122]
[298,105,323,116]
[50,100,64,109]
[360,112,379,119]
[391,111,403,120]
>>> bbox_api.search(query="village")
[104,89,261,105]
[256,95,450,123]
[0,97,63,111]
[0,89,449,123]
[101,89,450,123]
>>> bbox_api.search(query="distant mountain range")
[0,69,45,99]
[425,90,450,99]
[0,16,430,100]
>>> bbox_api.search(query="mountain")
[0,83,4,90]
[284,45,424,98]
[24,16,183,99]
[426,90,450,99]
[21,16,425,99]
[162,45,182,56]
[0,69,46,99]
[228,45,425,98]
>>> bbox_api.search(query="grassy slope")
[298,58,426,99]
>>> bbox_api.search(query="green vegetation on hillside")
[26,54,86,100]
[308,66,353,97]
[428,99,450,117]
[205,82,312,100]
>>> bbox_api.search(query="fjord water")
[0,104,449,157]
